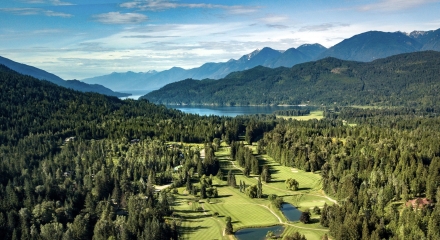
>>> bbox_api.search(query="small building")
[406,198,433,209]
[65,137,75,142]
[130,139,140,144]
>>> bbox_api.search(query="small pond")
[235,225,284,240]
[281,203,302,221]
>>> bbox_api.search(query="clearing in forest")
[172,144,334,240]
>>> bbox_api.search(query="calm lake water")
[165,105,306,117]
[235,225,284,240]
[281,203,302,221]
[119,92,311,117]
[119,90,155,100]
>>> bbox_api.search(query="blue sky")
[1,0,440,79]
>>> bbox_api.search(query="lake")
[119,89,155,100]
[281,203,302,221]
[164,105,307,117]
[235,225,284,240]
[119,92,312,117]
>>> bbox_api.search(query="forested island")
[1,64,440,240]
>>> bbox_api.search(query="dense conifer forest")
[0,65,244,239]
[1,63,440,239]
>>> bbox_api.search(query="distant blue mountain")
[0,56,129,97]
[318,31,423,61]
[82,44,326,91]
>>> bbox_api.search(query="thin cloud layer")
[0,7,72,17]
[19,0,74,5]
[93,12,148,24]
[358,0,440,11]
[120,0,260,14]
[299,23,350,32]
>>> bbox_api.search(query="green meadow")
[277,110,324,121]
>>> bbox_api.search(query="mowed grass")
[277,110,324,121]
[174,144,333,240]
[283,225,327,240]
[173,192,226,240]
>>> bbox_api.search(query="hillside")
[0,64,245,239]
[141,51,440,107]
[0,56,129,97]
[318,31,422,61]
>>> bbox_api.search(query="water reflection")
[166,105,309,117]
[235,225,284,240]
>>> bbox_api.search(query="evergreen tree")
[225,216,233,234]
[257,176,263,198]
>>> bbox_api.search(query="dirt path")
[258,204,283,223]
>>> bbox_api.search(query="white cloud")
[19,0,74,5]
[259,15,290,24]
[266,24,289,29]
[358,0,440,11]
[0,8,72,17]
[50,0,74,6]
[93,12,148,24]
[120,0,260,14]
[299,23,350,32]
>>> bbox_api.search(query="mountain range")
[0,56,130,97]
[82,28,440,92]
[81,44,326,91]
[141,51,440,107]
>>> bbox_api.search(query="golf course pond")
[235,203,302,240]
[281,203,302,221]
[235,225,284,240]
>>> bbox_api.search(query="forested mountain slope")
[142,51,440,107]
[0,56,129,97]
[0,65,244,239]
[318,31,422,61]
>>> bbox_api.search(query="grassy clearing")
[277,110,324,121]
[174,144,334,240]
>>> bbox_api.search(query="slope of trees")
[0,65,244,239]
[2,64,440,239]
[257,109,440,239]
[143,51,440,107]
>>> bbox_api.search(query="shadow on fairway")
[179,225,210,235]
[215,194,233,199]
[268,179,284,183]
